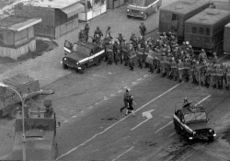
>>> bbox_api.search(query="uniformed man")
[105,26,112,39]
[177,59,184,82]
[130,33,138,51]
[139,22,147,37]
[106,40,114,65]
[120,88,130,113]
[128,44,136,71]
[78,29,85,42]
[117,33,125,45]
[113,40,119,65]
[183,97,191,108]
[126,95,135,116]
[84,22,90,42]
[94,27,103,42]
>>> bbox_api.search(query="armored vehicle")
[173,102,216,142]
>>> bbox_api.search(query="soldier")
[177,59,184,82]
[198,49,207,63]
[128,44,136,71]
[137,43,144,69]
[113,40,119,65]
[126,95,135,116]
[169,56,177,80]
[106,40,114,65]
[78,29,85,42]
[105,26,112,39]
[120,88,130,113]
[139,22,147,37]
[84,22,90,42]
[130,33,138,51]
[94,27,103,43]
[224,65,230,89]
[117,33,125,45]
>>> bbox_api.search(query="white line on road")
[131,119,150,131]
[168,132,176,137]
[111,146,134,161]
[155,120,173,134]
[155,95,211,134]
[131,109,155,131]
[56,83,182,160]
[195,95,211,106]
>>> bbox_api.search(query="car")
[173,102,216,142]
[126,0,162,20]
[61,40,105,73]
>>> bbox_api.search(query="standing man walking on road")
[139,22,147,37]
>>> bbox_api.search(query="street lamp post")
[0,82,26,161]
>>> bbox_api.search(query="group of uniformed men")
[78,22,230,90]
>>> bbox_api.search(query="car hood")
[127,5,145,11]
[187,122,210,130]
[65,51,88,61]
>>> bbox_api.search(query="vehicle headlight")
[127,9,130,12]
[213,133,217,137]
[77,66,82,70]
[209,129,213,133]
[188,137,193,140]
[63,57,67,61]
[141,11,144,14]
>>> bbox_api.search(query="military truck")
[7,100,58,161]
[159,0,210,42]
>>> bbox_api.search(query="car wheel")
[208,136,214,142]
[127,15,131,18]
[142,13,148,20]
[63,63,68,69]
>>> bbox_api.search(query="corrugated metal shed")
[0,16,41,32]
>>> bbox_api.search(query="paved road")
[55,74,230,161]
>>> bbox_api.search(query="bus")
[126,0,162,20]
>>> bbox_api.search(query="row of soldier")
[78,23,230,90]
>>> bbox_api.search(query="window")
[199,27,204,34]
[206,28,210,35]
[192,27,197,33]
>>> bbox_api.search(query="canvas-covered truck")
[6,100,58,161]
[159,0,210,42]
[0,74,54,118]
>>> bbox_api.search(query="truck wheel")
[63,63,68,69]
[142,13,148,20]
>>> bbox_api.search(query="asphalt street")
[55,73,230,161]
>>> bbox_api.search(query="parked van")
[126,0,162,20]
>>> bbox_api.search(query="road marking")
[137,78,143,81]
[110,93,116,97]
[155,95,211,134]
[63,120,69,123]
[118,90,123,93]
[168,132,176,137]
[131,109,155,131]
[155,120,173,134]
[181,153,193,161]
[104,96,109,101]
[132,81,138,85]
[56,83,181,160]
[194,95,211,106]
[111,146,134,161]
[72,115,77,118]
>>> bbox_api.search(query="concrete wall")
[0,39,36,60]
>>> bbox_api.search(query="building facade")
[14,0,84,39]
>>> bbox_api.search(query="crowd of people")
[78,22,230,90]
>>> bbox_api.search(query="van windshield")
[130,0,145,6]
